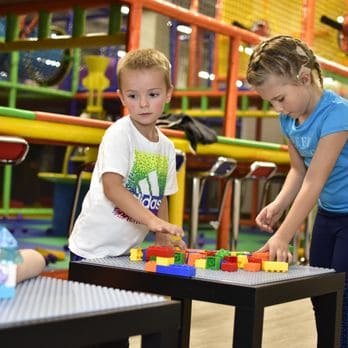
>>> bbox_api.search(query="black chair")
[188,156,238,248]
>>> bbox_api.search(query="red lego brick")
[146,246,175,260]
[223,255,238,263]
[221,262,238,272]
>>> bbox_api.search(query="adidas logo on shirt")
[136,170,161,213]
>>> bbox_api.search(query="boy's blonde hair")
[247,35,323,88]
[117,48,172,90]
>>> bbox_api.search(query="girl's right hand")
[256,233,293,263]
[256,201,284,233]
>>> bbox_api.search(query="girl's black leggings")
[309,208,348,348]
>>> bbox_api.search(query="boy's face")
[119,67,172,129]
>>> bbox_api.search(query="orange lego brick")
[247,256,262,264]
[145,261,157,272]
[244,262,261,272]
[187,253,205,266]
[251,252,270,261]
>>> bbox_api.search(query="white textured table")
[0,276,180,348]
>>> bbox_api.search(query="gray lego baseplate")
[82,256,335,286]
[0,276,166,327]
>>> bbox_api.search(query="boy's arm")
[102,172,184,237]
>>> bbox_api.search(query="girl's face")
[254,74,313,119]
[119,68,172,132]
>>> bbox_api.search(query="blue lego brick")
[156,264,196,278]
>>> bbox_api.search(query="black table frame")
[0,299,180,348]
[69,261,345,348]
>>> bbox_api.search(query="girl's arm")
[263,131,348,261]
[273,140,307,209]
[102,172,184,237]
[256,140,306,232]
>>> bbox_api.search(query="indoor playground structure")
[0,0,347,265]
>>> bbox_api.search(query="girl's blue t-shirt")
[280,90,348,212]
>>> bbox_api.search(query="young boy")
[69,48,185,260]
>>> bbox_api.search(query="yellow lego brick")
[237,255,248,269]
[170,235,182,241]
[130,248,143,261]
[230,251,250,256]
[262,261,288,272]
[156,257,175,266]
[195,259,207,269]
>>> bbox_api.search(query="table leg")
[142,329,178,348]
[173,298,192,348]
[233,305,264,348]
[315,290,343,348]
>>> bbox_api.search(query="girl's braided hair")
[246,35,323,88]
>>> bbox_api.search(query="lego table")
[0,276,180,348]
[69,257,345,348]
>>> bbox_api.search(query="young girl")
[247,35,348,347]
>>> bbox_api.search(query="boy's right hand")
[149,217,184,238]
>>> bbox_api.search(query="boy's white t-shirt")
[69,116,178,258]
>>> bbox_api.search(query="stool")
[188,156,237,248]
[230,161,277,250]
[0,136,28,165]
[259,173,286,210]
[68,161,95,236]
